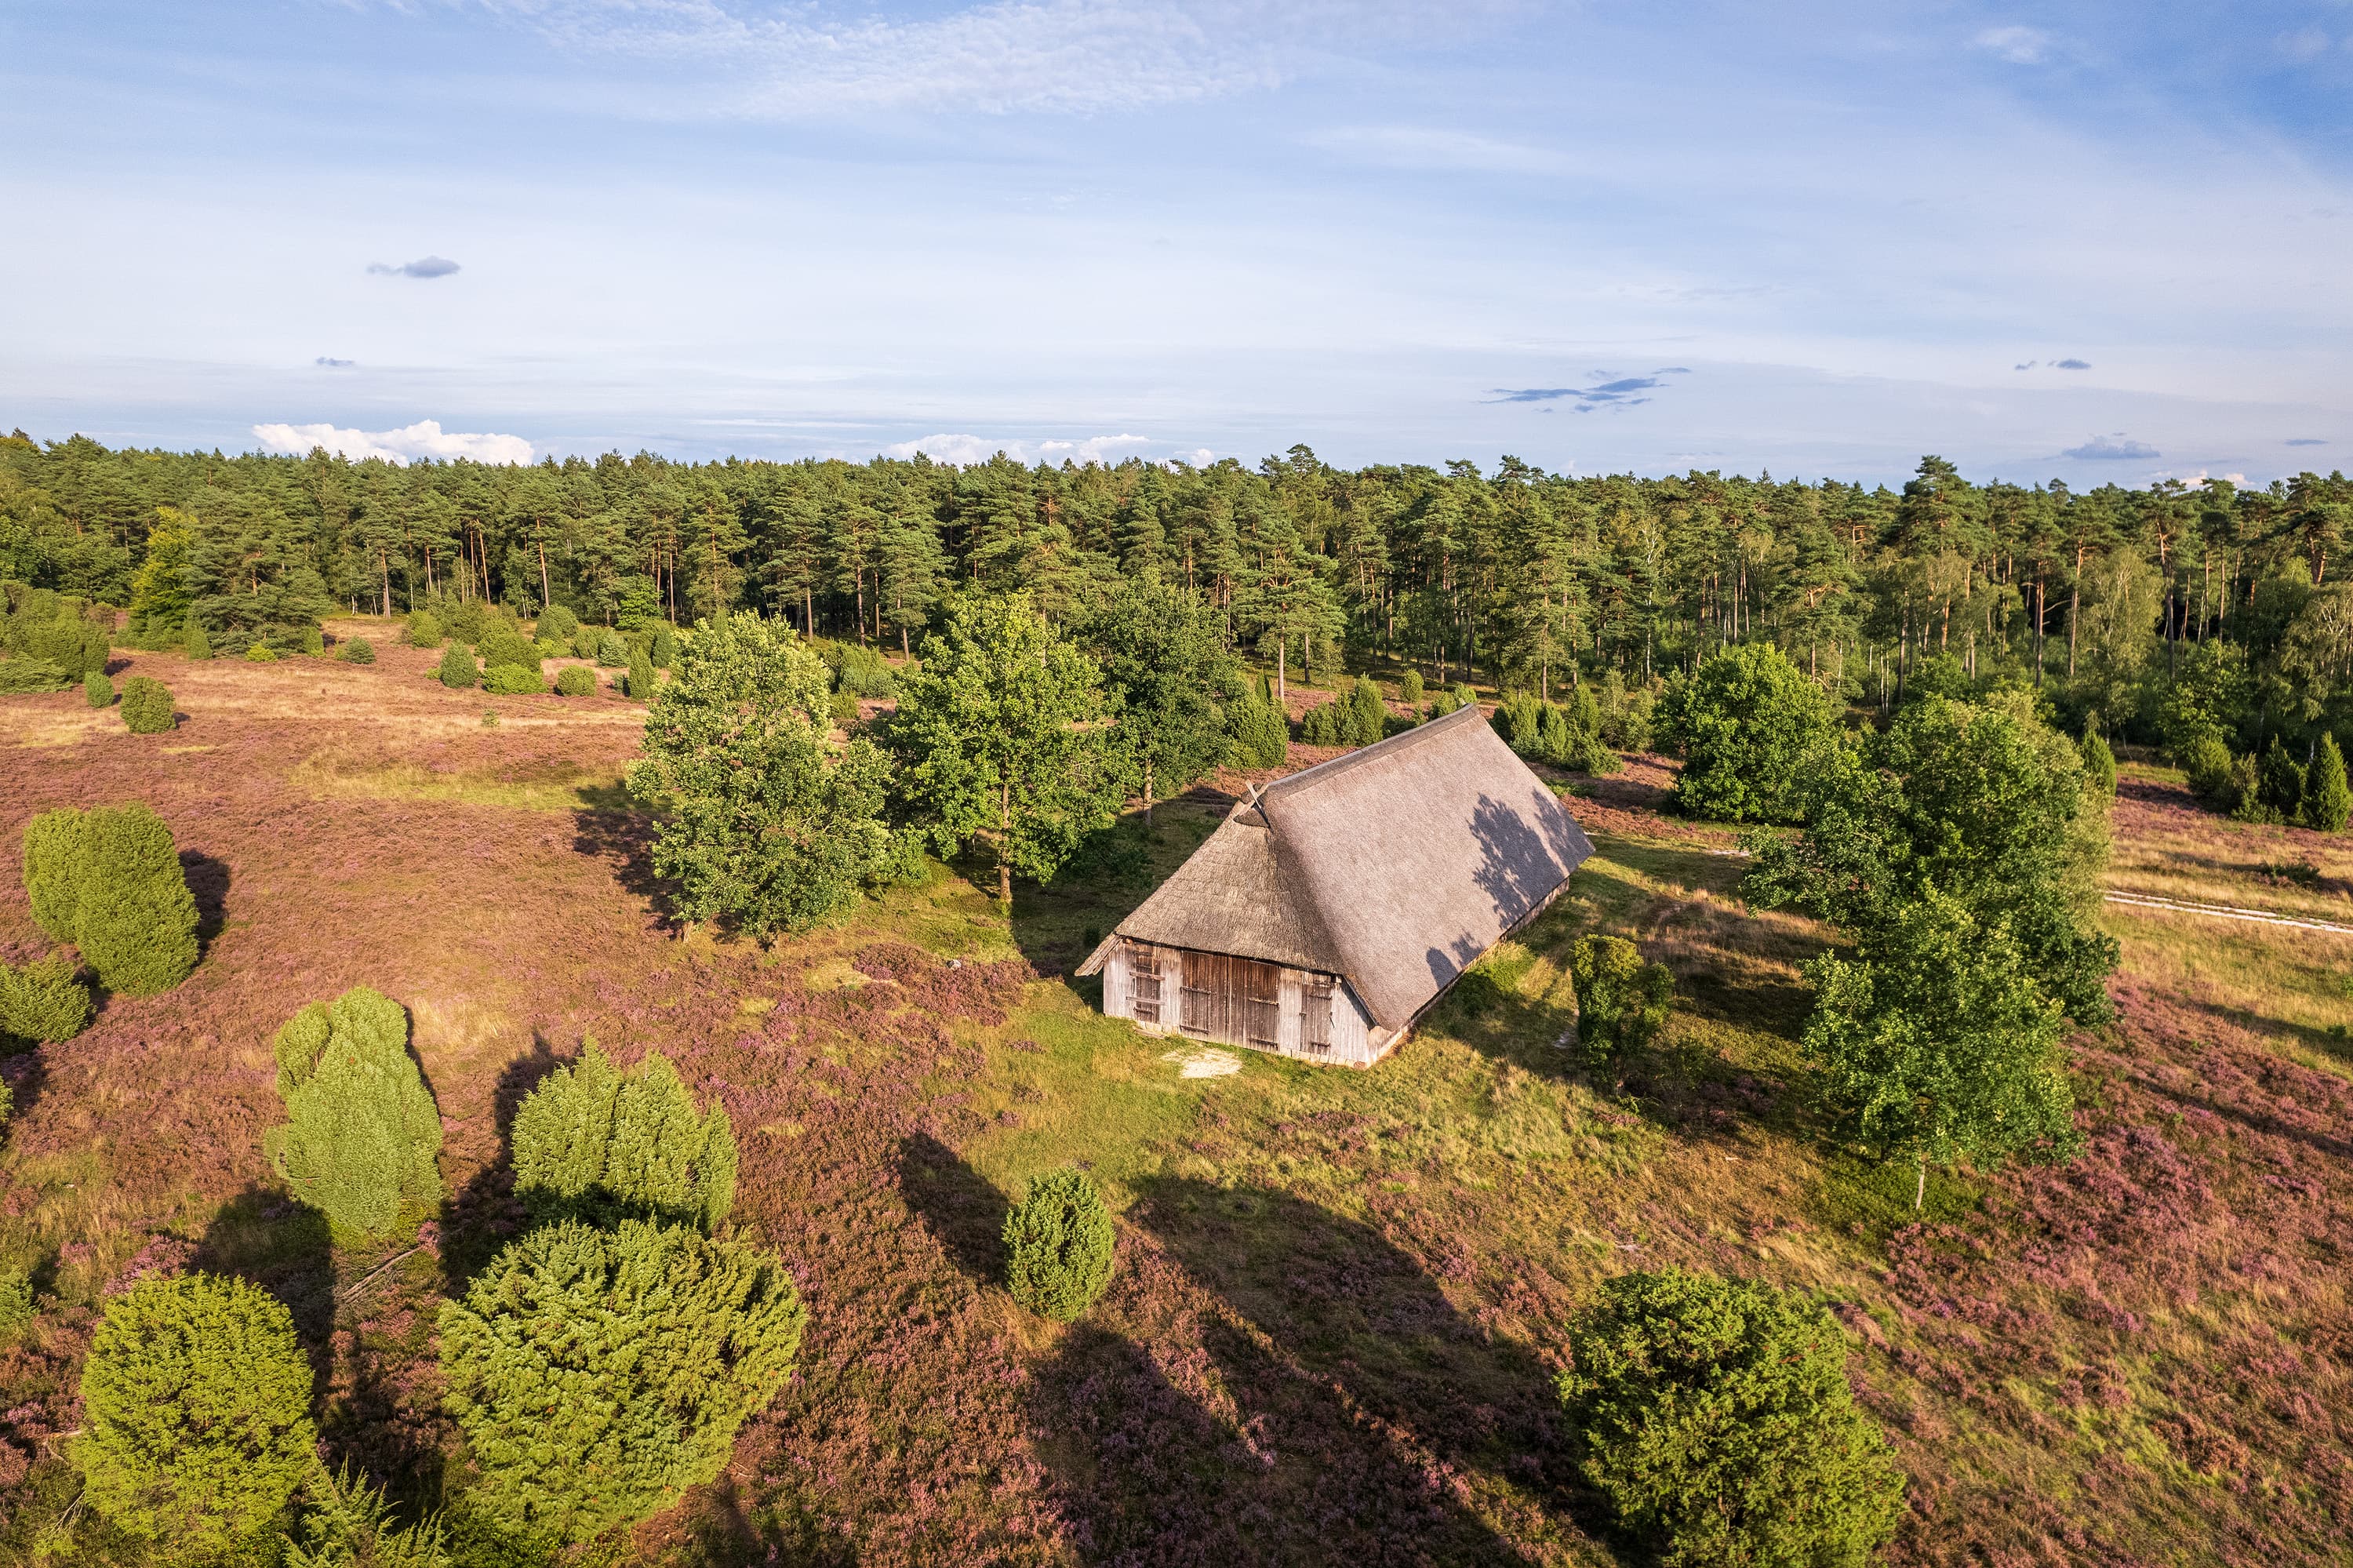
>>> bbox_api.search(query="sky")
[2,0,2351,487]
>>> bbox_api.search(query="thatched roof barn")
[1077,703,1593,1066]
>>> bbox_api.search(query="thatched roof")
[1079,704,1593,1031]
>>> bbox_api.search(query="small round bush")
[438,642,479,689]
[0,952,93,1045]
[184,621,213,660]
[595,630,628,667]
[1003,1165,1115,1321]
[1557,1268,1904,1568]
[84,669,115,708]
[245,642,279,663]
[267,987,444,1244]
[405,611,442,649]
[75,1272,318,1554]
[340,635,376,665]
[1400,669,1425,708]
[438,1219,805,1545]
[482,662,544,695]
[650,623,677,669]
[1569,933,1673,1068]
[536,604,579,642]
[120,675,176,733]
[299,624,325,656]
[554,665,595,697]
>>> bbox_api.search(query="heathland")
[0,621,2345,1566]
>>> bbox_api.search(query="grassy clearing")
[0,658,2345,1566]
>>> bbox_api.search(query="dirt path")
[2103,888,2353,936]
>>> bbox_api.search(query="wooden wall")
[1102,939,1384,1067]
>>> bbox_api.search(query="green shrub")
[22,617,99,679]
[85,668,115,707]
[1569,934,1673,1067]
[1399,669,1424,708]
[1300,699,1337,746]
[246,642,279,663]
[120,675,176,733]
[265,987,444,1244]
[479,631,540,671]
[595,630,628,666]
[438,1218,806,1546]
[0,952,93,1046]
[536,604,579,642]
[482,662,544,695]
[1556,1268,1904,1568]
[22,803,200,995]
[626,646,658,699]
[282,1462,452,1568]
[829,686,860,727]
[405,611,442,649]
[184,620,214,660]
[0,1268,33,1337]
[510,1042,736,1229]
[834,642,898,697]
[2310,733,2352,832]
[2258,738,2308,824]
[75,1272,318,1554]
[1660,643,1837,823]
[554,665,595,697]
[437,643,479,689]
[300,624,326,656]
[2077,728,2117,795]
[1002,1165,1115,1322]
[1231,692,1289,768]
[650,623,677,669]
[1342,675,1385,745]
[0,657,69,693]
[1597,668,1656,751]
[1427,684,1462,717]
[2182,731,2237,808]
[340,635,375,665]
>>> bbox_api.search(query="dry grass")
[0,661,2344,1566]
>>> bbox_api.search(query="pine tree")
[2311,733,2352,832]
[438,1219,805,1545]
[510,1042,737,1230]
[265,987,444,1244]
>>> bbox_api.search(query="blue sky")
[3,0,2350,486]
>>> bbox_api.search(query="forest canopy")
[6,429,2352,751]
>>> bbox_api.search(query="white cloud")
[878,432,1180,465]
[251,419,534,465]
[1305,126,1573,175]
[469,0,1480,117]
[2061,432,2159,460]
[1973,25,2053,64]
[1038,432,1154,463]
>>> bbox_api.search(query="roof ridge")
[1260,700,1487,802]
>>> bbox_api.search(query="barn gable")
[1079,703,1593,1063]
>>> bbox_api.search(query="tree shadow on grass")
[660,1474,860,1568]
[178,849,230,948]
[570,805,674,932]
[1006,805,1215,982]
[192,1184,335,1383]
[896,1131,1006,1286]
[1027,1178,1577,1565]
[438,1038,566,1297]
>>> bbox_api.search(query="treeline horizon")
[8,426,2353,750]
